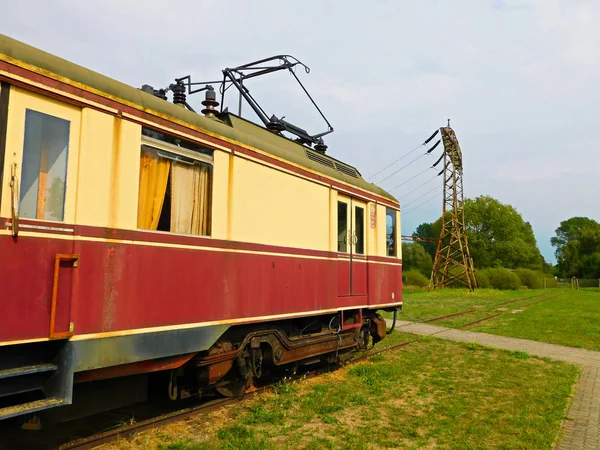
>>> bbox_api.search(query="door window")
[354,205,365,255]
[337,201,348,252]
[386,208,397,256]
[20,109,70,221]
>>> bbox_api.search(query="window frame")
[337,198,350,253]
[353,203,365,255]
[141,135,213,167]
[385,207,397,257]
[0,87,80,223]
[137,134,214,237]
[0,82,10,208]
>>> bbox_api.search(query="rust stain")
[102,245,123,331]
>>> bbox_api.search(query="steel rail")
[457,293,563,329]
[412,292,547,325]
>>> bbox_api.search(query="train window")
[354,205,365,254]
[337,201,348,252]
[137,133,213,236]
[386,208,396,257]
[0,83,7,202]
[20,109,70,221]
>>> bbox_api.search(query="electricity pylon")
[429,123,477,291]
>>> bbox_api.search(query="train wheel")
[215,373,251,397]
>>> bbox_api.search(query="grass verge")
[103,332,578,450]
[391,288,600,351]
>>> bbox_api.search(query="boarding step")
[0,364,58,380]
[0,397,64,420]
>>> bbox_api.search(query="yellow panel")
[74,109,113,226]
[366,202,377,256]
[0,87,80,222]
[397,210,402,259]
[74,110,140,229]
[109,118,140,229]
[376,204,387,256]
[230,157,329,250]
[329,190,337,252]
[211,150,230,240]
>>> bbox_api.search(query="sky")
[2,0,599,263]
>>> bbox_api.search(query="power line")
[402,193,440,215]
[398,174,440,200]
[402,185,440,208]
[368,143,423,180]
[389,167,430,192]
[376,139,441,185]
[368,129,439,181]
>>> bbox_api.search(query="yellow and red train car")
[0,34,402,422]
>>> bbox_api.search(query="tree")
[413,222,437,259]
[413,196,544,270]
[401,242,433,277]
[551,217,600,278]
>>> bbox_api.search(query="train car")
[0,34,402,424]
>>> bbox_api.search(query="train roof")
[0,34,397,204]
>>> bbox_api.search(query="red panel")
[337,257,350,296]
[351,259,367,296]
[0,226,403,343]
[367,260,403,307]
[0,235,75,342]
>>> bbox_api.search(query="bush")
[475,270,491,288]
[515,269,544,289]
[480,268,522,290]
[401,243,433,277]
[403,269,429,287]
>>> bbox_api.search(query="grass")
[110,331,578,450]
[392,288,600,351]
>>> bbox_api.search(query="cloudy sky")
[2,0,599,262]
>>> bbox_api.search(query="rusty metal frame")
[429,127,477,291]
[49,253,79,339]
[340,309,363,330]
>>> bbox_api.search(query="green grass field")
[395,288,600,351]
[114,331,577,450]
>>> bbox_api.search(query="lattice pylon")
[429,125,477,291]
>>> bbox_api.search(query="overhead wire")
[376,138,441,185]
[401,185,440,209]
[402,193,441,215]
[368,129,440,181]
[368,143,423,180]
[388,167,430,192]
[398,174,440,199]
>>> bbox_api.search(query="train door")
[336,195,367,297]
[0,86,80,340]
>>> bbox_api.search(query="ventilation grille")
[305,149,360,178]
[334,162,359,178]
[306,149,335,169]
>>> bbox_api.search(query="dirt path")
[386,320,600,449]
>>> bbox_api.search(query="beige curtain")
[170,162,211,235]
[137,149,171,230]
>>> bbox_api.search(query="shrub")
[475,270,491,288]
[515,268,544,289]
[482,268,522,290]
[403,269,429,287]
[545,276,559,288]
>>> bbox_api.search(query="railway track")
[399,292,561,329]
